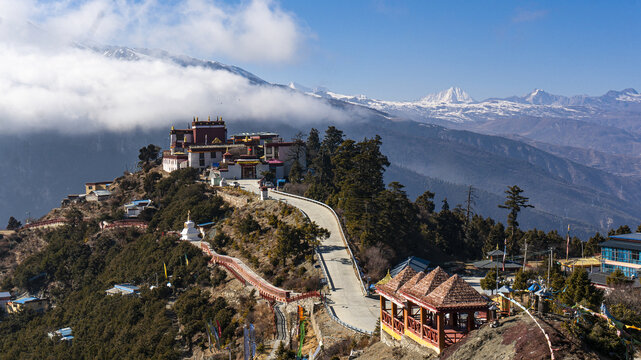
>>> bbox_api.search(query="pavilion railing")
[422,325,438,344]
[407,317,422,335]
[443,330,467,345]
[381,310,393,327]
[393,317,405,334]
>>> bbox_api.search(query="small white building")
[124,200,152,218]
[181,212,200,241]
[86,190,111,202]
[162,152,188,172]
[0,291,10,313]
[105,284,140,296]
[48,327,74,342]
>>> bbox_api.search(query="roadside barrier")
[271,189,368,296]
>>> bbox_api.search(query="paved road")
[236,180,379,333]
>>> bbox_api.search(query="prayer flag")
[164,262,168,280]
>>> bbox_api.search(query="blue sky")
[223,1,641,101]
[2,0,640,134]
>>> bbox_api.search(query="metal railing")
[322,295,373,335]
[271,189,368,296]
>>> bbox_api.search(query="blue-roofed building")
[49,327,74,342]
[600,233,641,278]
[6,296,47,314]
[124,199,152,218]
[86,189,111,202]
[390,256,431,278]
[106,284,141,296]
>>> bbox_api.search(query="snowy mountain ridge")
[290,84,641,124]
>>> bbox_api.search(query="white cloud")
[0,42,350,134]
[0,0,304,63]
[0,0,356,134]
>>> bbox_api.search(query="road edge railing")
[321,296,374,335]
[297,208,335,292]
[271,189,368,296]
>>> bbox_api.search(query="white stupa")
[180,211,200,241]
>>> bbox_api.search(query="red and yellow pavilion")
[376,266,489,354]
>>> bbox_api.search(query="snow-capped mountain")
[290,85,641,125]
[417,87,475,105]
[80,44,268,85]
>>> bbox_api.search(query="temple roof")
[401,266,449,299]
[421,274,487,310]
[390,256,430,278]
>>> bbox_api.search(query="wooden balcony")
[393,317,405,334]
[381,310,393,327]
[406,316,438,345]
[443,329,467,345]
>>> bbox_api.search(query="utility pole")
[523,237,528,270]
[495,254,499,295]
[547,248,553,290]
[465,185,474,227]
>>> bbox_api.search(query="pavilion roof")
[398,271,426,293]
[421,274,488,310]
[376,266,417,304]
[400,266,449,301]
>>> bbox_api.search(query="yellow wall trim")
[382,323,402,341]
[404,329,440,354]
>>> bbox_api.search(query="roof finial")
[187,210,191,222]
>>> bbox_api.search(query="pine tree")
[498,185,533,254]
[288,160,303,183]
[584,232,605,256]
[6,216,21,230]
[415,190,436,217]
[562,268,602,309]
[305,128,320,166]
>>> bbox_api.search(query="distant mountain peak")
[287,82,313,93]
[524,88,554,104]
[419,87,475,105]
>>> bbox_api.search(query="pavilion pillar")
[391,302,397,325]
[420,307,425,338]
[448,312,456,327]
[467,311,474,332]
[404,303,409,331]
[437,311,445,350]
[380,296,384,325]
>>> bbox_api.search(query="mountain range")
[2,45,641,240]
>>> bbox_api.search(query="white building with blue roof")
[49,327,74,342]
[124,199,152,218]
[6,296,47,314]
[105,284,141,296]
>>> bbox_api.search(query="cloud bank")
[0,0,353,134]
[1,0,304,63]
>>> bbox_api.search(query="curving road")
[236,180,379,333]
